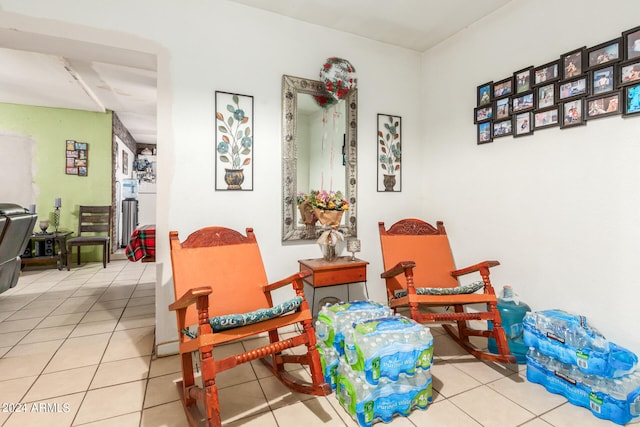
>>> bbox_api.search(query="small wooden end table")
[298,256,369,315]
[22,231,73,270]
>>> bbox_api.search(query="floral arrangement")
[216,94,252,169]
[297,190,349,211]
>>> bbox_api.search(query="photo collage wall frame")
[474,24,640,144]
[65,140,89,176]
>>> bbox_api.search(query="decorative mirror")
[281,74,358,241]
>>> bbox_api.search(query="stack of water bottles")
[314,301,434,427]
[315,300,393,389]
[523,309,640,425]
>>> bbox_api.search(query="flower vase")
[319,242,338,261]
[316,229,345,262]
[383,174,396,191]
[224,169,244,190]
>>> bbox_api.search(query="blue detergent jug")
[488,285,531,363]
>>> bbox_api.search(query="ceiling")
[0,1,509,145]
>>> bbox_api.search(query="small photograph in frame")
[512,91,534,113]
[513,111,533,137]
[561,99,585,128]
[623,25,640,60]
[619,58,640,86]
[477,122,492,144]
[534,60,560,86]
[536,83,555,109]
[474,105,493,123]
[534,107,559,129]
[591,65,616,95]
[586,91,621,120]
[495,97,511,120]
[514,66,533,94]
[561,47,585,79]
[493,119,512,138]
[623,82,640,116]
[477,82,493,106]
[66,140,76,150]
[493,77,513,98]
[587,38,622,69]
[558,76,588,101]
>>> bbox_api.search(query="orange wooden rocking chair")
[169,226,331,427]
[378,219,515,364]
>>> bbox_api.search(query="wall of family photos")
[474,25,640,144]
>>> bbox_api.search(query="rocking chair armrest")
[264,271,311,293]
[380,261,416,279]
[168,286,212,311]
[451,260,500,277]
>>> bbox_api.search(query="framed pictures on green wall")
[65,139,89,176]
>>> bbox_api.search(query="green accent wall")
[0,102,113,262]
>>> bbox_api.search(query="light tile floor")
[0,260,629,426]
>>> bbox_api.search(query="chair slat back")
[169,227,270,327]
[77,206,111,236]
[379,219,459,289]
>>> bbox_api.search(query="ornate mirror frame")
[281,74,358,241]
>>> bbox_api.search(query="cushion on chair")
[394,280,484,298]
[182,296,304,338]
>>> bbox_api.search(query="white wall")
[421,0,640,354]
[0,0,423,355]
[0,130,36,207]
[9,0,635,359]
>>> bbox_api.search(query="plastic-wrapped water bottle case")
[524,309,640,425]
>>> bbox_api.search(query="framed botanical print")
[377,113,402,192]
[215,91,254,190]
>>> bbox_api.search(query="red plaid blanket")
[126,224,156,261]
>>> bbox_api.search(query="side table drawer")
[304,264,367,288]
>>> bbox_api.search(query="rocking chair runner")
[169,226,331,427]
[378,219,515,364]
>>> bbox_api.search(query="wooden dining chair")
[169,226,331,427]
[378,218,515,364]
[66,205,112,270]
